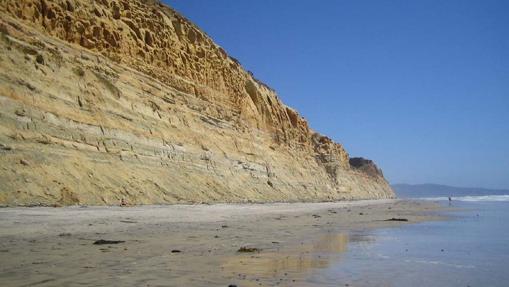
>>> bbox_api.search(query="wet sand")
[0,200,444,286]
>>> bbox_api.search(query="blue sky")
[165,0,509,189]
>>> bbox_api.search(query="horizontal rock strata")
[0,0,394,206]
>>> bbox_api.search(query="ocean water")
[307,197,509,286]
[420,194,509,202]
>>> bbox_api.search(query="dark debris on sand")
[93,239,125,245]
[237,246,261,253]
[384,218,409,222]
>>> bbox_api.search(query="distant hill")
[392,184,509,198]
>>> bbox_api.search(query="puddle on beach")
[221,232,374,286]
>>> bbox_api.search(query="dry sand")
[0,200,445,286]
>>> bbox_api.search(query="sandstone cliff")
[0,0,394,206]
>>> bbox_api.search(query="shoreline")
[0,197,398,208]
[0,199,447,286]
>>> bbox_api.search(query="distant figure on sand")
[448,196,452,205]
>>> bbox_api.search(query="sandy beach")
[0,199,444,286]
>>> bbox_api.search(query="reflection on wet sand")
[222,233,372,285]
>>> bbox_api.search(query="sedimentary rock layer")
[0,0,394,205]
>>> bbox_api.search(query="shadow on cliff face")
[349,157,385,178]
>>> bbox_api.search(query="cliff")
[0,0,394,206]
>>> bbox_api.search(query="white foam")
[404,259,475,269]
[419,195,509,202]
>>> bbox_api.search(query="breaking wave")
[419,195,509,202]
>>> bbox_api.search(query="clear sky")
[165,0,509,189]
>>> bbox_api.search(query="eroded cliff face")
[0,0,394,206]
